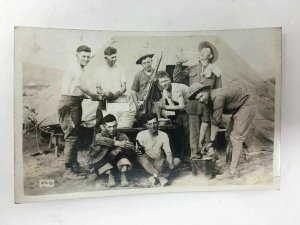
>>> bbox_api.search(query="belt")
[60,95,83,101]
[177,110,187,115]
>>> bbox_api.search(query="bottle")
[136,139,145,154]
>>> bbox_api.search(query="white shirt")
[60,62,84,96]
[95,64,126,92]
[136,130,172,159]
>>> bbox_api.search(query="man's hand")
[198,142,203,153]
[110,148,121,157]
[115,140,135,150]
[136,102,144,111]
[112,91,121,100]
[159,103,166,110]
[166,153,175,170]
[103,92,114,101]
[91,94,102,101]
[175,52,189,64]
[168,162,175,170]
[162,89,171,99]
[135,149,142,155]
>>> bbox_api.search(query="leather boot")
[215,170,235,180]
[158,177,169,187]
[63,168,86,180]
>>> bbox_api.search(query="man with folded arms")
[89,114,135,187]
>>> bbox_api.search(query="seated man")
[88,114,136,187]
[136,114,180,186]
[153,71,190,160]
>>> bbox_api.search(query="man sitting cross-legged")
[136,113,180,187]
[88,114,136,187]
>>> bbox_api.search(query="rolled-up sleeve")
[211,96,225,126]
[95,133,115,147]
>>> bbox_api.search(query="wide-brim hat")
[88,145,108,165]
[198,41,218,63]
[188,82,211,100]
[136,53,154,65]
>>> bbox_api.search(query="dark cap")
[76,45,91,53]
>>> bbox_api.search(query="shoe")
[63,169,87,180]
[148,176,157,186]
[107,174,116,187]
[215,170,235,180]
[120,172,130,187]
[158,177,169,187]
[72,164,89,175]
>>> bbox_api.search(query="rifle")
[142,51,163,116]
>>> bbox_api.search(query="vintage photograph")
[14,27,281,203]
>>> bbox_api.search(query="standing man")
[88,114,135,187]
[58,45,101,180]
[154,71,190,160]
[131,52,161,125]
[94,46,127,135]
[188,83,256,179]
[136,114,180,186]
[173,41,222,158]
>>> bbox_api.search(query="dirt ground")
[22,132,274,196]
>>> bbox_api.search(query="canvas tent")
[26,35,275,150]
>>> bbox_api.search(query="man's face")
[141,57,153,72]
[198,47,213,62]
[146,118,158,134]
[158,77,171,90]
[195,91,209,104]
[104,120,118,136]
[76,51,91,67]
[105,53,117,67]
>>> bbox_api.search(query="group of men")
[57,41,256,187]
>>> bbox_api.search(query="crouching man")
[88,114,136,187]
[136,114,180,186]
[188,83,256,179]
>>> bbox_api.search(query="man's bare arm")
[131,90,140,110]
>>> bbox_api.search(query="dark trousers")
[58,95,83,165]
[93,101,105,140]
[175,113,189,159]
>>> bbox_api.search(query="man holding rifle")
[131,51,162,126]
